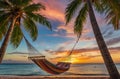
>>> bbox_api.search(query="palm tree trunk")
[86,0,120,79]
[0,17,17,63]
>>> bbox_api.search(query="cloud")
[56,39,76,51]
[53,46,120,57]
[34,0,65,22]
[8,52,28,55]
[106,37,120,46]
[50,46,120,63]
[103,29,114,38]
[47,33,76,38]
[44,49,55,53]
[3,53,31,63]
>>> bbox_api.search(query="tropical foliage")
[0,0,51,63]
[101,0,120,30]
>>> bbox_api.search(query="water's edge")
[0,63,119,76]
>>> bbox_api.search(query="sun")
[61,57,82,64]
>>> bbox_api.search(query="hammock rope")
[67,35,80,56]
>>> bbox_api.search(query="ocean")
[0,63,120,76]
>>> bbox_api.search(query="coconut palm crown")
[0,0,51,63]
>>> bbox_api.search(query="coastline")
[0,76,110,79]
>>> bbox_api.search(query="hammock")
[24,35,80,74]
[28,56,71,74]
[24,37,71,74]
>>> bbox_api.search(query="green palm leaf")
[37,15,52,29]
[8,0,32,7]
[0,11,5,15]
[10,26,23,48]
[25,12,51,29]
[103,0,120,30]
[100,0,120,12]
[0,21,9,40]
[0,13,10,40]
[0,0,10,8]
[24,3,45,12]
[93,1,104,13]
[74,3,88,37]
[23,16,38,41]
[0,13,11,25]
[21,0,32,6]
[65,0,82,24]
[107,15,119,30]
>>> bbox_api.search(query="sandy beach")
[0,76,110,79]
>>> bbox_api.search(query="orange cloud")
[51,47,120,63]
[34,0,65,22]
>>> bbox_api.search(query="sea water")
[0,63,120,76]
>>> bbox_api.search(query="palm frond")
[103,0,120,30]
[102,0,120,15]
[74,3,88,37]
[107,15,120,30]
[26,12,52,29]
[0,11,10,41]
[25,12,38,21]
[37,14,52,29]
[21,0,32,7]
[0,10,5,15]
[0,0,11,9]
[105,10,114,21]
[65,0,82,24]
[0,20,9,40]
[93,0,104,13]
[0,13,10,40]
[108,0,119,11]
[10,26,23,48]
[8,0,32,7]
[0,13,11,28]
[0,33,3,40]
[23,3,45,12]
[23,16,38,41]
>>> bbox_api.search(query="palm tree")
[0,0,51,63]
[65,0,120,79]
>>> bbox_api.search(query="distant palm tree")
[65,0,120,79]
[0,0,51,63]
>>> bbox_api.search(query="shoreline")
[0,75,110,79]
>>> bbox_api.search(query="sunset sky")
[1,0,120,64]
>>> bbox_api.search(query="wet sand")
[0,76,109,79]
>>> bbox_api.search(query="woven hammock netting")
[24,37,44,57]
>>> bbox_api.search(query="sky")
[1,0,120,64]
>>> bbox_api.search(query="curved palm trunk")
[0,17,17,63]
[87,0,120,79]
